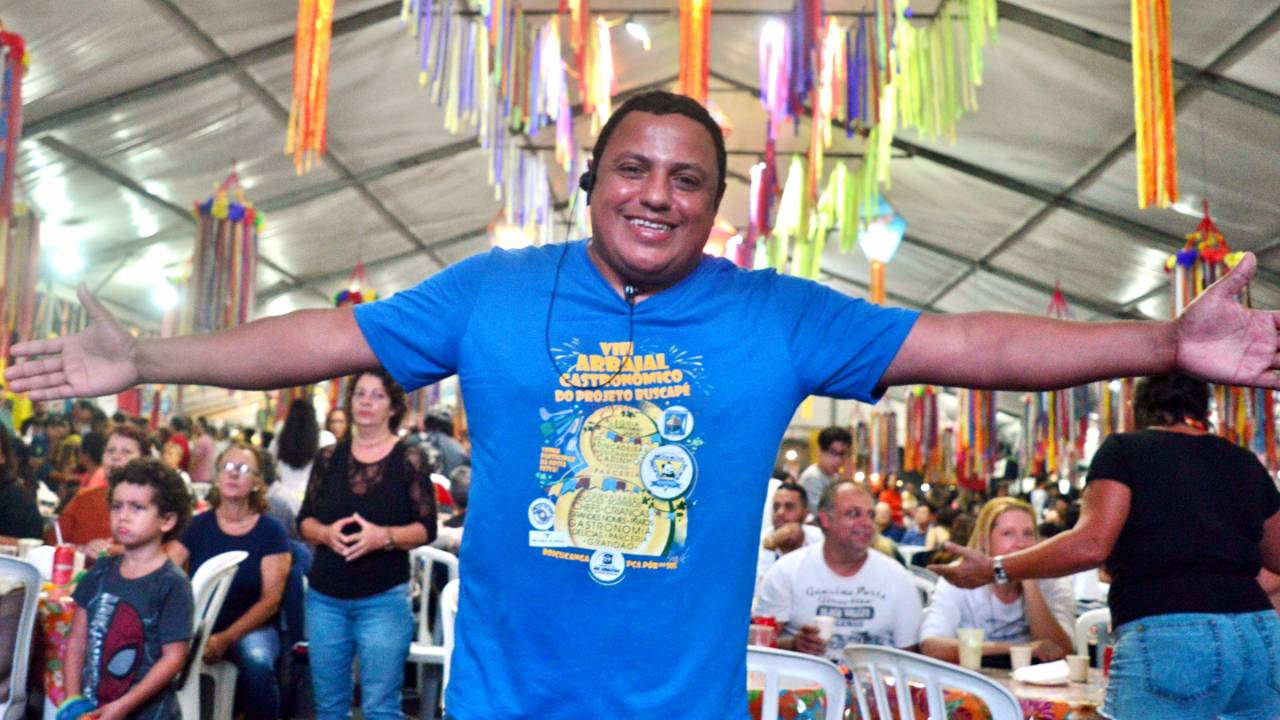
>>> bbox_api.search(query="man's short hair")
[450,465,472,511]
[774,481,808,509]
[108,458,193,542]
[817,480,872,516]
[81,431,107,465]
[589,90,727,205]
[817,426,852,451]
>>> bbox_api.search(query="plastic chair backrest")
[746,646,847,720]
[440,578,460,695]
[410,546,460,647]
[908,567,937,606]
[0,557,40,720]
[177,551,247,700]
[1074,607,1111,666]
[844,644,1022,720]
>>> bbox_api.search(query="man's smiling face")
[586,111,720,296]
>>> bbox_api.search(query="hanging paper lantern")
[285,0,335,174]
[186,173,261,334]
[1131,0,1177,209]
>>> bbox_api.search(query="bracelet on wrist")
[384,527,396,551]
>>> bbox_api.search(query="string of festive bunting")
[285,0,335,174]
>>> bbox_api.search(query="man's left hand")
[928,543,995,589]
[1176,253,1280,388]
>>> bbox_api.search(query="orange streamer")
[285,0,335,174]
[677,0,711,103]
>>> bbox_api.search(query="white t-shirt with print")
[919,576,1075,644]
[754,541,922,662]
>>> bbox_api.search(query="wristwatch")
[384,528,396,551]
[992,555,1010,584]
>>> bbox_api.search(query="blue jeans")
[1104,611,1280,720]
[305,583,414,720]
[225,626,281,720]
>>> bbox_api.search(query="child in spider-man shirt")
[60,458,194,720]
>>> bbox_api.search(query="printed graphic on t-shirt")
[532,339,705,585]
[84,593,146,705]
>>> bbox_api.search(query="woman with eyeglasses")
[298,368,437,720]
[167,442,291,720]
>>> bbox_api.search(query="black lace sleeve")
[298,444,337,526]
[403,444,439,543]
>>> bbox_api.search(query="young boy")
[63,458,194,720]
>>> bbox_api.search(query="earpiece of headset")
[578,170,596,205]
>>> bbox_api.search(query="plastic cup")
[1066,654,1089,682]
[16,538,41,559]
[1009,644,1033,670]
[748,624,775,647]
[956,627,984,670]
[812,615,836,642]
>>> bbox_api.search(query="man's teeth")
[629,218,673,231]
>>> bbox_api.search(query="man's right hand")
[5,286,139,400]
[790,625,828,656]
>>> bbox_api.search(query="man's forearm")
[884,313,1177,391]
[135,308,378,389]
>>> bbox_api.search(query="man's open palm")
[4,286,139,400]
[1177,253,1280,389]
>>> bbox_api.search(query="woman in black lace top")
[298,368,437,720]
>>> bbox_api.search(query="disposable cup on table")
[1066,654,1089,682]
[956,627,984,670]
[748,623,776,647]
[1009,644,1033,670]
[17,538,41,559]
[811,615,835,642]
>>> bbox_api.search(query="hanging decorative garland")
[185,173,261,334]
[1020,283,1093,478]
[0,28,26,220]
[285,0,335,174]
[1162,205,1275,469]
[1131,0,1177,209]
[955,388,996,491]
[677,0,712,104]
[0,204,38,361]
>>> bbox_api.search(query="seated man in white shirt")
[756,481,824,587]
[755,481,922,662]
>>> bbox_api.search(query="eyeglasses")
[220,461,258,476]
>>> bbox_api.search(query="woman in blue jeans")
[935,374,1280,720]
[299,369,437,720]
[169,442,292,720]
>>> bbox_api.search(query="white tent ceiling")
[6,0,1280,347]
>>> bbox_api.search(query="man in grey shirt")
[798,426,852,515]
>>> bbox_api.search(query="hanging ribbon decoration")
[0,29,26,220]
[186,172,261,334]
[1131,0,1177,209]
[0,204,37,362]
[955,388,996,491]
[676,0,712,104]
[1161,204,1274,468]
[1020,283,1094,477]
[285,0,335,174]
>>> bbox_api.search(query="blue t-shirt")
[180,512,290,633]
[354,240,919,719]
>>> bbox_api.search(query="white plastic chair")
[439,578,460,707]
[408,546,460,712]
[908,566,938,606]
[0,557,40,720]
[844,644,1022,720]
[746,646,847,720]
[177,550,247,720]
[897,544,928,566]
[1074,607,1111,667]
